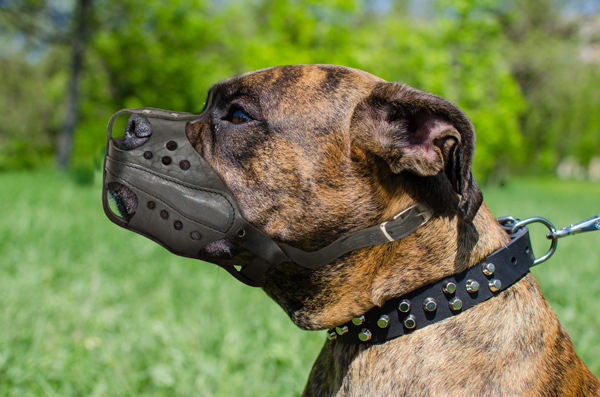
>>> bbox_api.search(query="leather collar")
[328,225,535,344]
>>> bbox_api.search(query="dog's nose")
[120,114,152,150]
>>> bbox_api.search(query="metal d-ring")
[509,217,558,266]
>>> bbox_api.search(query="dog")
[113,64,600,395]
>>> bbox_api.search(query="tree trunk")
[56,0,91,170]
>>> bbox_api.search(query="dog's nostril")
[119,115,152,150]
[128,114,152,138]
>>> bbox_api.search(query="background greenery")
[1,0,600,181]
[1,0,599,395]
[1,171,599,396]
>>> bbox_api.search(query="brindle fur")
[184,64,600,395]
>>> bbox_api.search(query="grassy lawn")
[1,170,598,396]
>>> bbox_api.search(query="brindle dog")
[184,64,598,395]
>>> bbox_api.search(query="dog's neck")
[264,201,510,331]
[369,202,509,307]
[302,203,597,395]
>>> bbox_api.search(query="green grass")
[0,170,598,395]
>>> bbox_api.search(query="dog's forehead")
[240,64,384,83]
[210,64,384,105]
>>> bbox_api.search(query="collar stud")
[489,279,502,292]
[377,315,390,328]
[403,315,417,329]
[466,279,480,293]
[449,297,463,311]
[398,299,411,313]
[442,280,457,294]
[335,325,349,335]
[358,328,372,342]
[482,262,496,275]
[423,297,437,312]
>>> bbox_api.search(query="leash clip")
[497,213,600,266]
[546,213,600,240]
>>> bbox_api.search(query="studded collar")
[328,225,535,344]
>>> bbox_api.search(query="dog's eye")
[231,109,252,124]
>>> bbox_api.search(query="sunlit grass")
[0,170,598,396]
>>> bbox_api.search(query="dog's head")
[111,65,483,329]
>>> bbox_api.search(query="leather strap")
[332,226,535,344]
[278,203,434,269]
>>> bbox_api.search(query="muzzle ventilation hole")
[140,141,191,171]
[146,202,201,238]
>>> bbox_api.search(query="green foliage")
[1,0,599,180]
[0,51,65,170]
[498,0,600,172]
[353,1,525,181]
[1,170,598,395]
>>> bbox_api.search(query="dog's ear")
[352,82,482,222]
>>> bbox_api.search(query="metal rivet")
[180,160,191,170]
[449,297,463,311]
[377,315,390,328]
[466,280,480,293]
[147,201,156,210]
[190,231,202,240]
[166,141,178,151]
[335,325,349,335]
[423,297,437,312]
[358,328,372,342]
[327,330,337,341]
[160,210,169,219]
[173,221,183,230]
[442,280,457,294]
[403,315,417,329]
[237,229,246,238]
[489,279,502,292]
[162,156,172,165]
[352,315,365,326]
[482,262,495,276]
[398,299,411,313]
[143,151,153,159]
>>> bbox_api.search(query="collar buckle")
[379,203,434,242]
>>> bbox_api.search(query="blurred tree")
[0,0,72,169]
[57,0,92,170]
[497,0,600,171]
